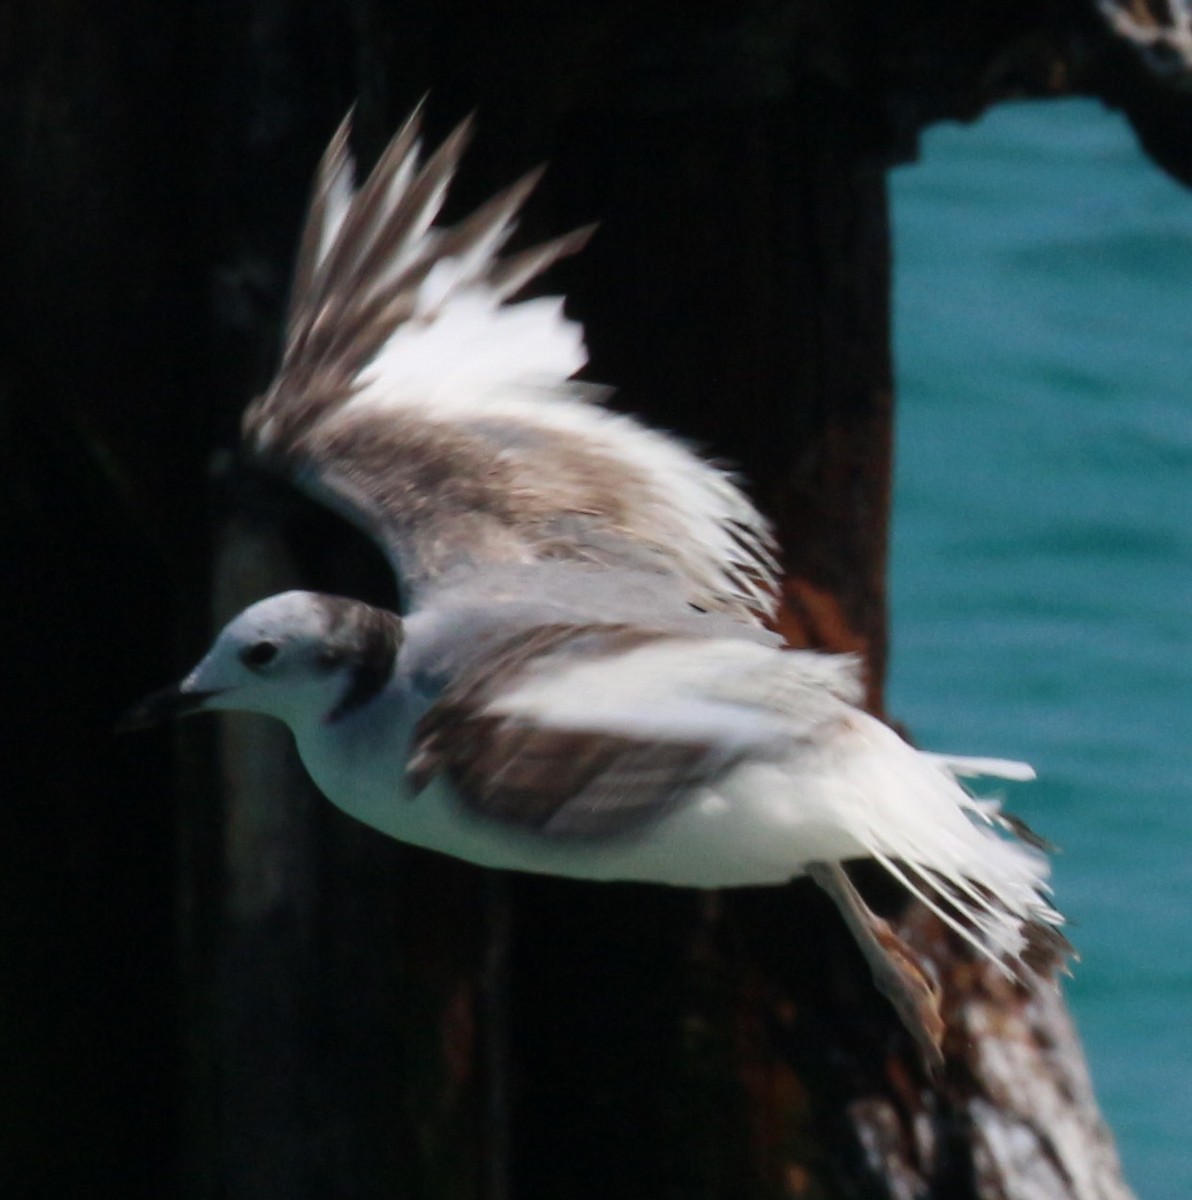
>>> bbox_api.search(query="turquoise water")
[891,100,1192,1197]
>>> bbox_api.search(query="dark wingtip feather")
[490,222,599,300]
[1000,809,1058,854]
[286,109,357,332]
[1021,918,1078,978]
[269,103,597,427]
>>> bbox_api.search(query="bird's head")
[119,591,403,731]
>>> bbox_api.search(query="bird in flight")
[123,104,1068,1064]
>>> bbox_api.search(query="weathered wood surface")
[7,1,1192,1196]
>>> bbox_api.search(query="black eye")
[240,641,280,669]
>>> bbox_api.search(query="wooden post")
[9,1,1192,1195]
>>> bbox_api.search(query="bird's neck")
[294,594,405,727]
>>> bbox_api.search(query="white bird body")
[173,578,1056,976]
[302,640,862,889]
[125,105,1069,1059]
[307,697,1017,894]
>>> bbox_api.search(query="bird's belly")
[307,750,850,888]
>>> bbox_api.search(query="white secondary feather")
[353,292,587,404]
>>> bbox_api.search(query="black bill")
[115,686,221,733]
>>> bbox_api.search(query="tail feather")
[873,852,1030,972]
[923,751,1036,782]
[839,720,1066,978]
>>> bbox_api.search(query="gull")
[122,105,1068,1063]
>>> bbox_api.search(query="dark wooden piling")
[7,1,1192,1196]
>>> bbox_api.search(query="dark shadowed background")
[3,4,1190,1198]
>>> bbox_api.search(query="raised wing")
[243,106,777,617]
